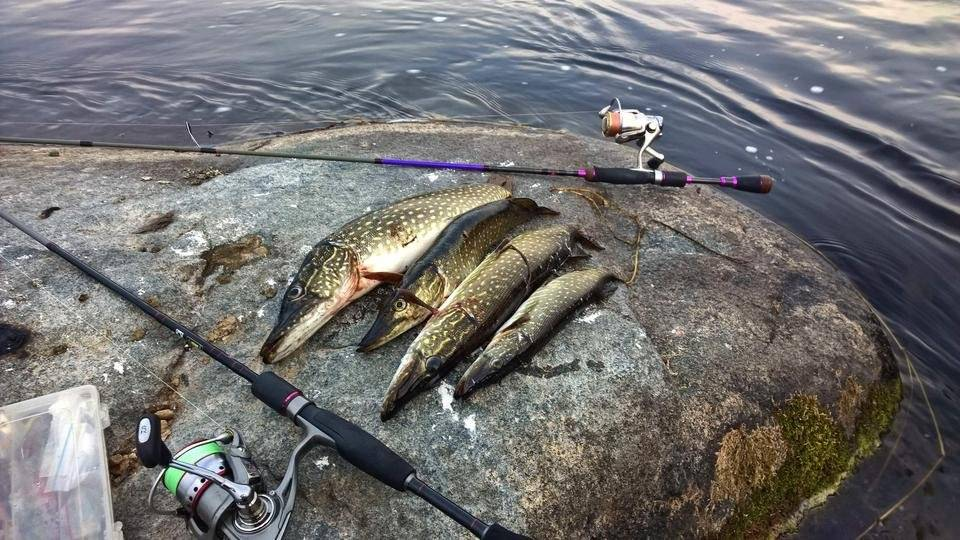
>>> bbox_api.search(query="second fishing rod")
[0,98,775,194]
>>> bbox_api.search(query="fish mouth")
[357,309,425,352]
[259,296,336,363]
[454,369,492,399]
[357,313,401,353]
[454,351,510,399]
[380,360,436,421]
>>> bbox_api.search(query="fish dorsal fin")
[395,288,437,314]
[572,228,605,251]
[363,271,404,285]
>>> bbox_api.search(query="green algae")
[717,374,901,538]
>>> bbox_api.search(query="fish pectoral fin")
[362,271,404,285]
[436,300,480,326]
[498,312,531,334]
[573,228,605,251]
[395,288,438,314]
[492,237,512,255]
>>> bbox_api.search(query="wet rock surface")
[0,122,900,538]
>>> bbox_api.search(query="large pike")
[260,183,511,363]
[380,225,601,419]
[357,198,558,352]
[455,268,621,399]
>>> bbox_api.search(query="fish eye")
[288,285,305,300]
[393,298,408,312]
[424,356,442,372]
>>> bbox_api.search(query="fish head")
[380,324,461,420]
[357,269,445,352]
[454,337,519,399]
[260,242,358,363]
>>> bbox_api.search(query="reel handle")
[136,413,172,468]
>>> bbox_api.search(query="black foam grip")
[481,523,532,540]
[731,175,774,193]
[661,171,688,187]
[586,167,655,185]
[135,413,172,468]
[251,371,301,413]
[297,403,415,491]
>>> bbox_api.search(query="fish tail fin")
[572,227,605,251]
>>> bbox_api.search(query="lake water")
[1,0,957,536]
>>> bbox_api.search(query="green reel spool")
[162,441,225,494]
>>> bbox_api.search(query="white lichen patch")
[171,231,209,257]
[437,382,459,421]
[463,413,477,435]
[576,310,603,324]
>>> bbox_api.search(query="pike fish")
[357,197,558,352]
[380,225,601,419]
[455,268,621,399]
[259,183,511,363]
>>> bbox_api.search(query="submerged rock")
[0,122,900,538]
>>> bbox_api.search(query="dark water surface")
[1,0,957,536]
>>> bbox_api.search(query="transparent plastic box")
[0,385,122,539]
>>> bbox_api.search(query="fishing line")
[0,110,600,128]
[0,247,226,431]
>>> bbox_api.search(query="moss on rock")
[717,375,900,538]
[853,376,902,458]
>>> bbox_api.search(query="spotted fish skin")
[455,268,620,398]
[380,225,598,419]
[259,183,511,363]
[357,198,557,352]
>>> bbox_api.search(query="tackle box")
[0,385,122,539]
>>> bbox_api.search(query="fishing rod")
[0,207,526,540]
[0,98,774,194]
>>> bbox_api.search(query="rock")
[206,314,239,343]
[153,408,175,421]
[0,122,900,538]
[38,206,61,219]
[197,234,269,287]
[0,323,31,356]
[133,210,176,234]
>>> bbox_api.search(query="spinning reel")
[136,414,299,539]
[598,97,665,172]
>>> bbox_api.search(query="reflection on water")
[1,0,957,536]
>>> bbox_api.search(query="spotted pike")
[259,183,511,363]
[455,268,621,399]
[380,225,601,419]
[357,198,558,352]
